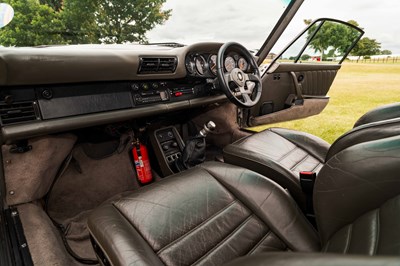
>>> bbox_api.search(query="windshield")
[0,0,398,56]
[147,0,291,50]
[0,0,291,50]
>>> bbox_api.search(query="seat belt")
[299,171,317,227]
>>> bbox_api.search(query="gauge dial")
[238,57,248,71]
[195,55,207,75]
[208,54,217,75]
[185,56,195,74]
[224,56,236,72]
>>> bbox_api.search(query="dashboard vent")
[0,101,39,125]
[138,57,177,74]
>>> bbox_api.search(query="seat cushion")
[223,128,329,208]
[87,162,319,266]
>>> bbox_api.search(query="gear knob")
[199,121,216,137]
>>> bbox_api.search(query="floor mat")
[47,140,140,261]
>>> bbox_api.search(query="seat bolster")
[327,117,400,161]
[87,204,164,266]
[269,128,330,162]
[315,136,400,245]
[354,102,400,128]
[200,162,320,252]
[224,252,400,266]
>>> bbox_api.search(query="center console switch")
[151,126,185,176]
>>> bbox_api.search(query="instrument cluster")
[185,52,249,78]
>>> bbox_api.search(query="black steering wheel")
[217,42,262,108]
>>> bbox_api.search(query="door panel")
[246,18,363,128]
[247,62,340,127]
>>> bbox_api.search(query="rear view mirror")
[0,3,14,29]
[275,18,364,64]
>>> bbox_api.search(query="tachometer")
[224,56,236,72]
[195,55,207,75]
[238,57,248,71]
[208,54,217,75]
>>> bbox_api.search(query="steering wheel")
[217,42,262,108]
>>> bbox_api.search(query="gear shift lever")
[176,121,216,170]
[199,121,216,137]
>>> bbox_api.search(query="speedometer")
[195,55,207,75]
[224,56,236,72]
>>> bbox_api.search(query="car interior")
[1,1,400,265]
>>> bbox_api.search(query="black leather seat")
[223,107,400,209]
[88,136,400,265]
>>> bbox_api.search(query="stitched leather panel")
[248,231,289,254]
[324,195,400,255]
[194,216,278,266]
[296,70,337,96]
[157,200,254,265]
[113,167,235,252]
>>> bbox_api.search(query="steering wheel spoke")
[245,73,261,84]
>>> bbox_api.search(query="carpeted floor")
[46,139,141,261]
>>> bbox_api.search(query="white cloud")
[147,0,400,53]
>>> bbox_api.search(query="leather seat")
[223,113,400,209]
[88,136,400,265]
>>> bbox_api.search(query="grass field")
[251,62,400,143]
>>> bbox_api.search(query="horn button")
[230,68,246,87]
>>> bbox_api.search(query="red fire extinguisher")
[132,138,153,184]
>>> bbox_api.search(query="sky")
[147,0,400,54]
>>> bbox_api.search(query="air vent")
[138,57,177,74]
[0,101,39,125]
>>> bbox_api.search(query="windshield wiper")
[146,42,186,48]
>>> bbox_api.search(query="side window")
[276,19,364,64]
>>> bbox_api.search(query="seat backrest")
[326,117,400,161]
[315,136,400,255]
[353,102,400,128]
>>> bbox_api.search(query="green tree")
[39,0,63,11]
[351,37,381,58]
[380,49,392,55]
[0,0,171,46]
[94,0,171,44]
[304,19,362,60]
[0,0,64,46]
[60,0,99,44]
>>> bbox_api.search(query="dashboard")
[0,42,253,143]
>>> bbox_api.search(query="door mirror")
[0,3,14,29]
[274,18,364,65]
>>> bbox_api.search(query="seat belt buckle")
[299,171,316,194]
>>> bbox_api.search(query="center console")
[150,126,185,176]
